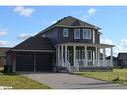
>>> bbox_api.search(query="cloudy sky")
[0,6,127,56]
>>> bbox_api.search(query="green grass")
[80,69,127,86]
[0,69,51,89]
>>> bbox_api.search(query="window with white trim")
[63,28,68,37]
[83,29,91,39]
[74,29,80,39]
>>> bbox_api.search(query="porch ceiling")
[56,42,115,48]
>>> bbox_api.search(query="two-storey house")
[7,16,115,72]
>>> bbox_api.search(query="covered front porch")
[55,43,115,72]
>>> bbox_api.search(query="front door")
[87,50,93,66]
[67,50,73,66]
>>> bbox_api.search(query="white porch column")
[96,47,98,67]
[85,46,87,66]
[98,48,100,67]
[57,46,60,67]
[111,47,113,67]
[73,46,76,67]
[65,45,67,67]
[61,45,64,67]
[103,48,106,67]
[93,50,95,67]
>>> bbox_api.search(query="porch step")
[70,66,79,72]
[57,67,69,73]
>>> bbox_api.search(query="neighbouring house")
[117,53,127,68]
[7,16,115,72]
[106,56,117,68]
[0,47,10,67]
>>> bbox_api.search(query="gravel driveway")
[20,72,127,89]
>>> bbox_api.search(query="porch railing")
[75,59,113,67]
[59,59,113,72]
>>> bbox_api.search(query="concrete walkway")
[20,72,127,89]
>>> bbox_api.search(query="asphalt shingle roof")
[56,16,100,28]
[12,37,55,51]
[37,16,100,36]
[10,16,101,51]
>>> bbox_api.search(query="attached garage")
[36,52,53,71]
[16,52,34,71]
[7,37,55,72]
[15,52,54,72]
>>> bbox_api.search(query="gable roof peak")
[36,16,101,36]
[56,16,101,29]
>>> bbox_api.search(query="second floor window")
[83,29,91,39]
[63,28,68,37]
[74,29,80,39]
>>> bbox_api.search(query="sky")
[0,6,127,56]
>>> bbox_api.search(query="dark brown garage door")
[16,52,34,71]
[36,52,53,71]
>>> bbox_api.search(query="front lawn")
[0,69,51,89]
[80,69,127,86]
